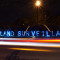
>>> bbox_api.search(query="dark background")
[0,0,60,27]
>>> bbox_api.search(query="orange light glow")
[35,0,41,6]
[9,48,54,52]
[2,39,60,43]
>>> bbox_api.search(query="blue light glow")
[26,31,30,36]
[42,31,45,37]
[10,31,14,37]
[56,31,60,36]
[0,31,14,37]
[22,31,25,36]
[36,31,40,36]
[0,30,60,38]
[18,31,21,37]
[51,31,55,37]
[46,31,50,37]
[31,31,36,37]
[7,31,11,37]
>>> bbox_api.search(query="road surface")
[0,38,60,60]
[0,45,60,60]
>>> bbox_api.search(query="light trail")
[0,38,60,40]
[1,40,60,43]
[0,38,60,43]
[8,48,54,52]
[0,38,60,48]
[0,42,60,48]
[43,24,51,32]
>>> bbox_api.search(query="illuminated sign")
[0,30,60,38]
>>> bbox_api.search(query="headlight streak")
[0,38,60,48]
[0,38,60,53]
[0,42,60,48]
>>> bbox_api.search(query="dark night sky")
[46,0,60,15]
[0,0,60,25]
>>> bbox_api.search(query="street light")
[35,0,41,25]
[35,0,41,7]
[35,1,50,31]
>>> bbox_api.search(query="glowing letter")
[36,31,40,36]
[56,31,60,36]
[31,31,36,37]
[42,31,45,37]
[4,31,6,36]
[26,31,30,36]
[11,31,14,37]
[22,31,25,36]
[46,31,50,37]
[7,31,11,37]
[51,31,55,37]
[0,31,3,36]
[18,31,21,36]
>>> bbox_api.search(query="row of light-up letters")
[0,31,60,37]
